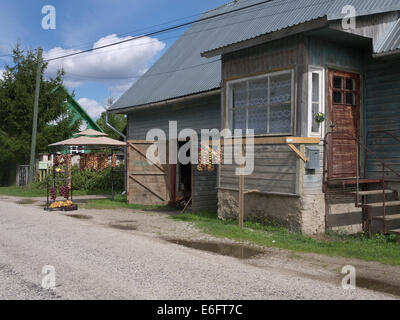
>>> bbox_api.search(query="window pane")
[231,82,247,132]
[333,91,343,104]
[232,82,247,108]
[269,72,292,134]
[346,92,355,105]
[270,73,291,104]
[270,103,291,133]
[333,76,343,89]
[312,103,320,133]
[346,78,355,90]
[233,108,246,132]
[248,78,268,134]
[312,73,320,103]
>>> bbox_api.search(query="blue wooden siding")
[365,58,400,179]
[306,36,364,72]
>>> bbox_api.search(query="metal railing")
[324,131,400,232]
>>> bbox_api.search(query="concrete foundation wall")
[218,189,325,235]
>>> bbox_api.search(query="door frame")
[326,68,362,180]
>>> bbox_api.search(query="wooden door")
[327,70,361,179]
[127,140,170,205]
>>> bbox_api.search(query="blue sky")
[0,0,228,118]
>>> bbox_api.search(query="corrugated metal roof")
[202,0,400,55]
[375,18,400,54]
[200,0,332,55]
[111,0,400,111]
[327,0,400,20]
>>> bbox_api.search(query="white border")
[307,66,325,138]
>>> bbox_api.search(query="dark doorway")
[172,140,192,209]
[178,141,192,194]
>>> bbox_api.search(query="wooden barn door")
[327,70,361,179]
[127,140,170,205]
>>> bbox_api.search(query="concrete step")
[365,201,400,208]
[373,214,400,221]
[350,190,394,196]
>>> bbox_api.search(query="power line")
[44,0,259,57]
[45,0,286,61]
[65,58,221,80]
[44,11,207,57]
[44,0,279,62]
[44,0,333,64]
[46,0,333,80]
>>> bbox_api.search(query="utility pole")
[29,47,43,183]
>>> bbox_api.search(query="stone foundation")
[218,190,325,235]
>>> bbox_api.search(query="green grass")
[0,185,113,198]
[172,211,400,266]
[83,195,165,210]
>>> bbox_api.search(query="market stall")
[45,129,126,211]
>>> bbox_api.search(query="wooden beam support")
[287,143,308,162]
[128,142,166,173]
[129,175,166,201]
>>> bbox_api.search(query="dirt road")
[0,196,396,300]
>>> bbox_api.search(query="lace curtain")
[230,71,292,135]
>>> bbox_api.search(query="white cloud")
[77,97,105,120]
[44,34,166,97]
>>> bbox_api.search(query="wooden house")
[110,0,400,235]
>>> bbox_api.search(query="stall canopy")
[49,129,126,147]
[48,129,126,201]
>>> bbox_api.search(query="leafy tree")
[0,45,80,185]
[96,97,126,141]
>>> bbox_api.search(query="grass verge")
[83,195,165,210]
[171,211,400,266]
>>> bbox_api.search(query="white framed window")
[308,66,325,137]
[226,69,294,136]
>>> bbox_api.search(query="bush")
[33,164,124,192]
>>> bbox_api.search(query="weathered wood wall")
[220,144,298,195]
[365,58,400,180]
[220,35,306,195]
[127,93,221,211]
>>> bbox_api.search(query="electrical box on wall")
[305,147,320,170]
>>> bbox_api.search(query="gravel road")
[0,198,395,300]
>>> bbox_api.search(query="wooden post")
[238,143,245,228]
[29,47,43,184]
[65,146,69,187]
